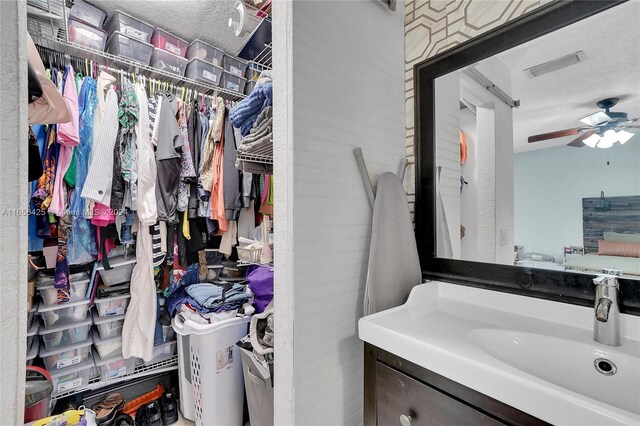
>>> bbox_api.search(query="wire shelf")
[51,355,179,401]
[237,138,273,165]
[250,42,272,71]
[32,35,247,101]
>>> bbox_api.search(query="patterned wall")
[403,0,542,215]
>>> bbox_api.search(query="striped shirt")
[81,88,119,207]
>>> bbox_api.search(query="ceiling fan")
[528,97,639,148]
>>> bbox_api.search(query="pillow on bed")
[598,240,640,258]
[603,231,640,244]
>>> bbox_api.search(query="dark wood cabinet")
[364,343,550,426]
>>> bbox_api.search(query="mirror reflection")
[434,1,640,278]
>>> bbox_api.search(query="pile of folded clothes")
[167,279,254,324]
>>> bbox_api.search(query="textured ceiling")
[496,1,639,153]
[85,0,259,55]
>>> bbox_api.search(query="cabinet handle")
[399,414,412,426]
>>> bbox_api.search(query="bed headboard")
[583,195,640,253]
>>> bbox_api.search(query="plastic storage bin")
[244,80,256,95]
[37,278,89,305]
[68,0,107,28]
[138,340,177,366]
[106,31,153,65]
[39,317,92,351]
[186,39,224,67]
[185,58,223,86]
[26,338,38,366]
[172,316,250,426]
[204,249,223,266]
[150,48,188,76]
[38,299,91,328]
[28,305,37,329]
[36,272,88,287]
[151,28,188,57]
[240,347,274,426]
[67,17,108,51]
[93,349,136,381]
[27,320,39,354]
[92,310,125,339]
[49,357,94,395]
[245,65,262,82]
[221,71,247,94]
[96,255,136,286]
[92,333,122,359]
[105,10,154,43]
[39,336,93,371]
[222,55,248,77]
[94,293,130,317]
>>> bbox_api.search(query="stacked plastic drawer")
[66,0,108,51]
[36,271,94,396]
[185,39,225,86]
[149,28,189,76]
[221,55,248,94]
[104,10,155,65]
[93,256,135,381]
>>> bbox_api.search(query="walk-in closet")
[22,0,275,424]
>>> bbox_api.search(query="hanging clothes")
[123,83,157,361]
[82,87,119,206]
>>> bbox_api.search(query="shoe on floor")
[135,401,163,426]
[93,392,125,425]
[113,412,134,426]
[160,391,178,425]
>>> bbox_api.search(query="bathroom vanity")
[358,282,640,426]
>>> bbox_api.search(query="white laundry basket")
[172,315,250,426]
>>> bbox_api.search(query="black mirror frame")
[414,0,640,315]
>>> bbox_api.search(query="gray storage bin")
[244,80,257,95]
[240,348,274,426]
[105,9,154,43]
[151,48,188,76]
[187,39,224,67]
[39,317,92,351]
[68,0,107,28]
[38,299,91,328]
[96,255,136,286]
[185,58,223,86]
[92,310,125,339]
[245,65,262,82]
[39,335,93,371]
[106,31,153,65]
[67,17,108,51]
[223,55,248,77]
[221,71,247,94]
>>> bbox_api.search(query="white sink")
[358,281,640,425]
[468,329,640,415]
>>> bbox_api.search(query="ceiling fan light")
[580,111,611,127]
[583,134,600,148]
[617,130,634,144]
[597,130,617,149]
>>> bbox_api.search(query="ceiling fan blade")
[566,131,595,147]
[528,127,582,143]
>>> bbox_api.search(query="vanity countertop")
[358,281,640,426]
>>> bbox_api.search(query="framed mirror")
[415,0,640,313]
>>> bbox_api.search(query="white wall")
[514,140,640,262]
[277,1,406,424]
[0,0,28,423]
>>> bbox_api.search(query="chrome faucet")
[593,273,620,346]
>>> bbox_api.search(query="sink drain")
[594,358,617,376]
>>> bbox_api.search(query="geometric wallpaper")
[404,0,542,214]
